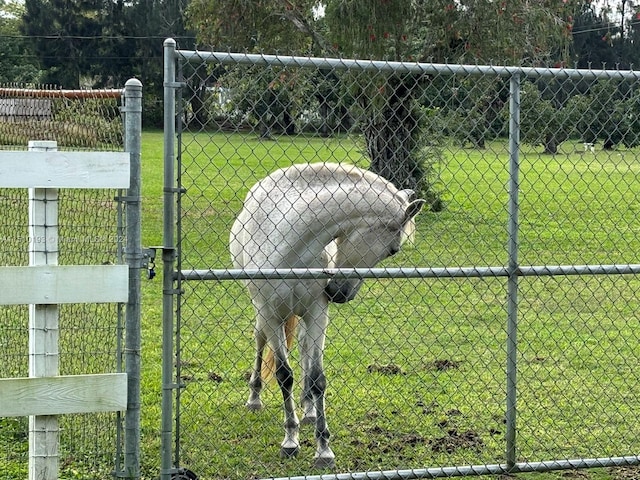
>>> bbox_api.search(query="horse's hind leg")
[246,327,266,411]
[271,337,300,458]
[297,322,317,424]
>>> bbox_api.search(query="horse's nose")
[325,279,360,303]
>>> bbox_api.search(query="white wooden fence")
[0,140,130,480]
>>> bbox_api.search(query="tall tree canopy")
[186,0,578,64]
[0,0,41,83]
[21,0,107,87]
[21,0,194,125]
[184,0,581,197]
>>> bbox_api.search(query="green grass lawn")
[136,132,640,480]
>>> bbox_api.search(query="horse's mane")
[268,162,396,196]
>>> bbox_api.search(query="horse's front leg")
[308,360,334,468]
[273,343,300,458]
[303,311,336,469]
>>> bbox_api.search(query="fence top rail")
[0,87,122,99]
[175,47,640,81]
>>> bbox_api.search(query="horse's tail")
[261,315,299,381]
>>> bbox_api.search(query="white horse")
[230,162,425,468]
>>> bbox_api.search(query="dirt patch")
[561,470,590,479]
[349,425,426,454]
[381,434,425,454]
[610,466,640,479]
[416,399,439,415]
[428,359,462,371]
[367,363,404,375]
[429,428,484,453]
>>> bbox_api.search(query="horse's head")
[324,190,426,303]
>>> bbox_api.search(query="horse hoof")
[301,416,316,425]
[280,446,300,459]
[245,400,263,411]
[313,456,336,469]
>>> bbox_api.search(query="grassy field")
[2,130,640,480]
[135,131,640,480]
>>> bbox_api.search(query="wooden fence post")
[28,140,60,480]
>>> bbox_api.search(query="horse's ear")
[404,199,426,223]
[398,189,416,202]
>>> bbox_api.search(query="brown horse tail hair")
[261,315,299,381]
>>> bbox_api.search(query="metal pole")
[263,455,640,480]
[505,73,521,470]
[123,78,143,479]
[115,193,125,478]
[177,49,640,81]
[176,262,640,281]
[161,37,178,480]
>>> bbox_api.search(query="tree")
[0,0,41,83]
[518,81,581,154]
[21,0,106,87]
[127,0,195,126]
[185,0,580,198]
[185,0,321,53]
[571,3,623,68]
[21,0,194,125]
[568,79,640,150]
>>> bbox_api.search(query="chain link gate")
[161,38,640,480]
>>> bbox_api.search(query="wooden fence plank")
[0,151,130,188]
[0,265,129,305]
[0,374,128,417]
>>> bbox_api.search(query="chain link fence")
[163,42,640,480]
[0,86,131,479]
[0,85,123,149]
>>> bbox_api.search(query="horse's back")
[229,209,248,268]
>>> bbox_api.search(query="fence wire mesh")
[0,86,126,479]
[167,48,640,480]
[0,84,123,150]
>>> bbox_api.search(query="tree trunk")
[543,134,558,154]
[188,84,208,130]
[362,79,422,192]
[282,108,296,135]
[318,101,330,137]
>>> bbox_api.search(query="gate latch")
[142,247,157,280]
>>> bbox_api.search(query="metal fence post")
[505,72,521,470]
[161,37,178,480]
[123,77,143,479]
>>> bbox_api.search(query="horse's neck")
[275,186,381,268]
[244,164,399,269]
[276,207,348,269]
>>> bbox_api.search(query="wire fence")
[162,42,640,480]
[0,85,128,479]
[0,84,123,150]
[163,46,640,478]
